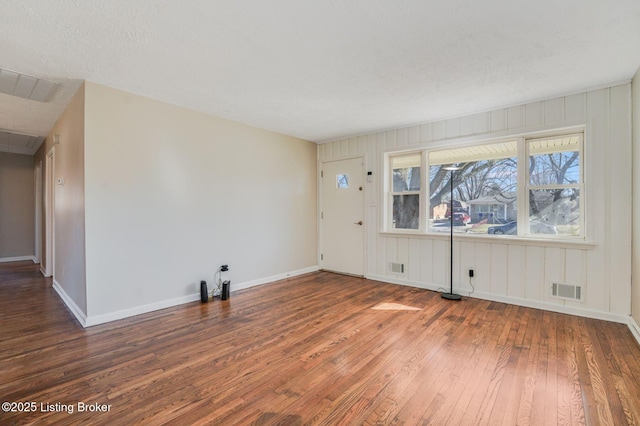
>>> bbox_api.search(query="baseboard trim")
[629,317,640,347]
[52,279,88,327]
[366,273,630,325]
[231,266,321,292]
[84,293,201,327]
[0,255,35,263]
[365,274,445,293]
[81,265,320,327]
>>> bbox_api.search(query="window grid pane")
[392,194,420,229]
[526,135,582,238]
[428,143,517,235]
[384,131,584,239]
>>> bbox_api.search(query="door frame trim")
[34,160,43,265]
[44,147,55,278]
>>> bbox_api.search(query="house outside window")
[428,141,518,234]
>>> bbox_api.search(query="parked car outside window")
[487,220,557,235]
[452,212,471,226]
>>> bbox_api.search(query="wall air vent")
[390,263,404,274]
[551,282,583,302]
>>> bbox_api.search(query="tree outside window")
[428,142,517,234]
[385,132,584,239]
[390,154,421,230]
[527,134,582,236]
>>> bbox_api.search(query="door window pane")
[337,174,349,189]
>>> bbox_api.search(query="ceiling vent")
[0,130,44,155]
[0,68,57,102]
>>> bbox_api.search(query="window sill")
[379,231,596,250]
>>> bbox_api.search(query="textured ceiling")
[0,0,639,145]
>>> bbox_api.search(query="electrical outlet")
[468,268,474,278]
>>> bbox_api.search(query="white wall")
[35,84,87,316]
[632,68,640,333]
[83,82,317,323]
[320,84,632,322]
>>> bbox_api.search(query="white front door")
[321,158,364,276]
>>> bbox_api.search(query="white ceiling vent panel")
[0,130,45,155]
[0,68,57,102]
[30,79,57,102]
[0,69,19,94]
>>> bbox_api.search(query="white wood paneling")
[419,124,432,142]
[322,143,331,161]
[544,248,565,305]
[408,238,421,281]
[459,241,475,290]
[376,236,387,276]
[367,206,377,275]
[564,249,586,308]
[460,115,473,136]
[348,137,359,157]
[524,246,545,301]
[474,242,491,293]
[385,130,397,149]
[408,126,420,146]
[375,132,386,152]
[356,136,366,156]
[432,121,446,141]
[585,88,609,313]
[472,112,491,134]
[564,93,587,122]
[507,245,526,298]
[385,237,397,276]
[490,244,508,296]
[491,109,507,133]
[340,139,349,157]
[453,240,462,289]
[608,84,632,315]
[445,118,461,139]
[544,98,565,125]
[396,128,409,148]
[418,239,434,284]
[525,101,544,127]
[507,105,525,129]
[319,83,632,322]
[432,239,448,289]
[397,237,409,277]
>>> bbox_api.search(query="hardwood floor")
[1,261,639,425]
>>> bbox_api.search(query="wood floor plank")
[1,261,640,425]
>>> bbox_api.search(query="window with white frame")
[429,141,518,234]
[389,153,422,230]
[526,134,582,237]
[384,131,584,239]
